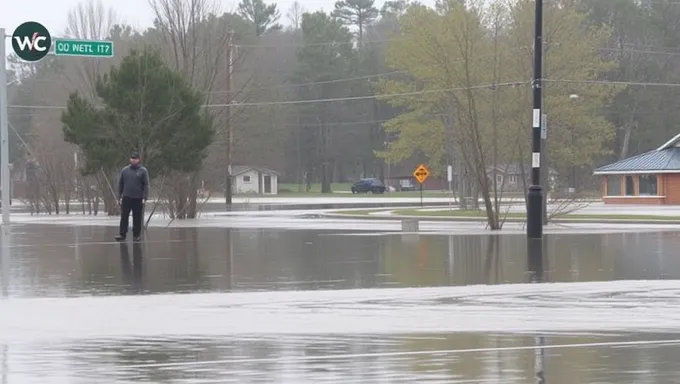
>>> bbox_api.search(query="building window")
[639,174,658,196]
[606,175,621,196]
[509,175,517,184]
[243,175,251,183]
[496,174,503,185]
[625,176,635,196]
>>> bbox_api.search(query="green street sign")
[54,39,114,58]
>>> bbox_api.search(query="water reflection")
[0,227,9,298]
[3,226,680,382]
[1,344,5,384]
[1,229,10,384]
[3,226,680,297]
[4,333,679,383]
[528,238,547,384]
[119,242,143,292]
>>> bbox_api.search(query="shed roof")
[594,143,680,175]
[232,166,279,176]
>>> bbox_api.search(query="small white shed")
[232,166,279,195]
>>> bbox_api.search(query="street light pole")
[527,0,543,239]
[0,29,11,224]
[225,30,234,206]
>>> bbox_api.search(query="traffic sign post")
[1,28,10,224]
[413,164,430,207]
[54,39,114,58]
[1,22,115,225]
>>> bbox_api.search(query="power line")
[566,0,680,4]
[544,79,680,87]
[597,47,680,56]
[8,105,64,110]
[235,38,395,49]
[209,70,407,94]
[619,41,680,52]
[13,109,680,120]
[203,81,527,107]
[209,52,504,94]
[218,45,680,95]
[6,112,394,127]
[8,81,528,110]
[15,78,680,111]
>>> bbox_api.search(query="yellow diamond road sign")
[413,164,430,184]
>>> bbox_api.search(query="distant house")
[486,164,558,193]
[232,166,279,195]
[594,133,680,204]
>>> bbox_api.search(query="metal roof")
[232,166,279,176]
[593,147,680,175]
[658,132,680,151]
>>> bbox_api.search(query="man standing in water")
[115,153,149,242]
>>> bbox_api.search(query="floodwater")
[2,224,680,383]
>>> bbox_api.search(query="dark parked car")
[351,178,386,194]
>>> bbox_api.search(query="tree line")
[6,0,680,223]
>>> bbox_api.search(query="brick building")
[594,133,680,204]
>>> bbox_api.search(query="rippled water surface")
[2,224,680,382]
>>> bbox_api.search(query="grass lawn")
[276,183,528,199]
[276,183,456,198]
[277,183,353,193]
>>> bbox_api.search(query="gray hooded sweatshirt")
[117,165,150,200]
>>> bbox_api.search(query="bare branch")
[64,0,119,98]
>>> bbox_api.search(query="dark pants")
[120,197,143,238]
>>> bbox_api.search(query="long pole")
[0,29,10,224]
[527,234,545,383]
[527,0,543,239]
[541,113,548,224]
[225,30,234,206]
[1,224,10,297]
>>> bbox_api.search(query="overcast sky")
[2,0,439,62]
[3,0,320,35]
[2,0,437,38]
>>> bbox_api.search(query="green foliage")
[332,0,379,40]
[506,0,619,172]
[297,12,355,78]
[379,0,618,180]
[294,12,357,192]
[377,0,618,227]
[293,11,354,172]
[62,47,214,176]
[238,0,282,37]
[380,0,412,18]
[579,0,680,159]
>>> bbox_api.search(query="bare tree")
[286,1,305,31]
[149,0,234,218]
[62,0,122,215]
[65,0,119,98]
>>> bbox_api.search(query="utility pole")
[541,114,548,224]
[527,0,543,240]
[225,30,234,206]
[0,29,11,224]
[541,43,549,225]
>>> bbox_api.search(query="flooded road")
[2,224,680,382]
